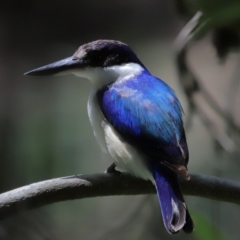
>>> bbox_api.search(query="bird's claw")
[105,163,121,174]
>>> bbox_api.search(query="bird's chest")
[87,90,108,154]
[87,90,152,181]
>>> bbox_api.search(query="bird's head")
[25,40,145,87]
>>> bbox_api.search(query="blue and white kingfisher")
[25,40,194,234]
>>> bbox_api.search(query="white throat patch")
[72,63,144,89]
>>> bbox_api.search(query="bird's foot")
[105,163,121,174]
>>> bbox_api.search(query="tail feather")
[153,166,194,234]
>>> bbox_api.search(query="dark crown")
[73,40,144,68]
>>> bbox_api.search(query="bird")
[25,39,194,234]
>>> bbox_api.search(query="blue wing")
[98,70,188,168]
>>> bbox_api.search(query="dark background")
[0,1,239,239]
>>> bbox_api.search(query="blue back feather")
[98,70,188,165]
[104,70,183,140]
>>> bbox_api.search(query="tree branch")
[0,173,240,221]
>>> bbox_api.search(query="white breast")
[87,90,153,182]
[87,89,108,154]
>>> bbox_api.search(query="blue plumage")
[98,69,193,233]
[99,70,188,166]
[102,70,183,139]
[152,165,193,234]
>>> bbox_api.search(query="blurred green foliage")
[181,0,240,33]
[192,210,227,240]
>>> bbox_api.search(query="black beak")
[24,57,84,76]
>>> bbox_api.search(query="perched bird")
[25,40,194,234]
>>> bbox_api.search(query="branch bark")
[0,173,240,221]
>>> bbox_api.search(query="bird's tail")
[152,166,194,234]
